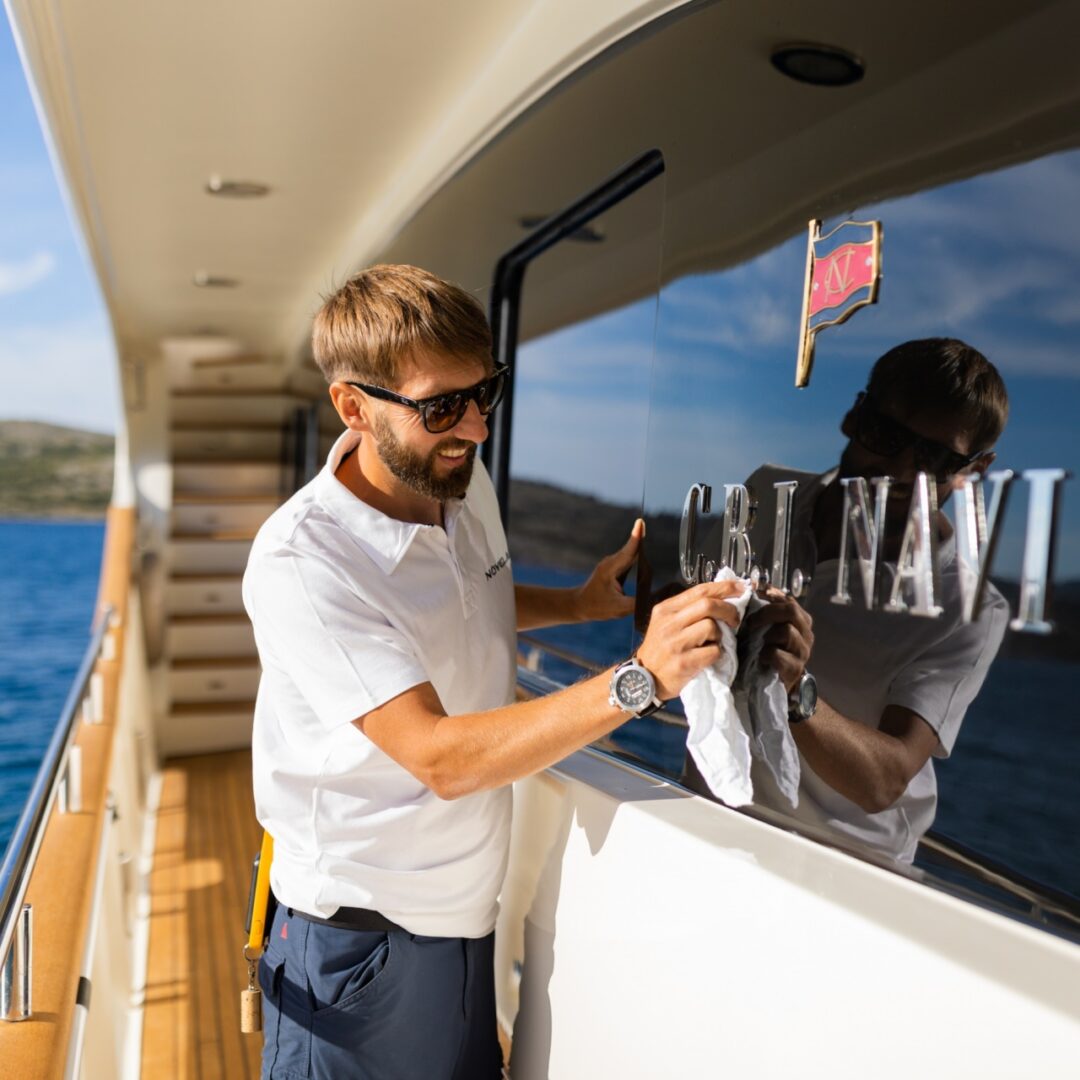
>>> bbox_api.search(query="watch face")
[798,674,818,717]
[615,666,654,710]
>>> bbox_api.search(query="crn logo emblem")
[823,246,856,299]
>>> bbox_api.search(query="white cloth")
[243,430,517,938]
[680,568,798,807]
[744,465,1010,862]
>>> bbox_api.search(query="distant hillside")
[0,421,113,518]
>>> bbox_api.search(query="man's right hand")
[358,578,746,800]
[635,580,746,701]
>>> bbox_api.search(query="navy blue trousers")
[259,903,503,1079]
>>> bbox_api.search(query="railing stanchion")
[90,672,104,724]
[67,746,83,814]
[0,903,33,1021]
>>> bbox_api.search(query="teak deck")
[142,750,263,1080]
[141,750,513,1078]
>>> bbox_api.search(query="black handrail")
[280,401,323,496]
[483,148,665,527]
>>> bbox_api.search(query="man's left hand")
[743,588,814,693]
[573,519,644,623]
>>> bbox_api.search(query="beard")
[371,412,477,501]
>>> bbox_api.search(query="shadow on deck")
[142,750,263,1079]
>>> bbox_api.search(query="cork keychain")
[241,945,262,1034]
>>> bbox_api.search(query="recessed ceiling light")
[770,43,865,87]
[205,175,271,198]
[193,271,239,288]
[518,216,605,243]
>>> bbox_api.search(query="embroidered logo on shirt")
[485,551,510,580]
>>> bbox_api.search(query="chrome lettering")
[885,473,943,618]
[679,482,711,584]
[831,476,891,609]
[1010,468,1069,634]
[953,470,1014,623]
[721,484,754,577]
[770,481,799,593]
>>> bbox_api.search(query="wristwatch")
[609,657,663,718]
[787,671,818,725]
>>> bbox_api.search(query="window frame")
[481,148,665,529]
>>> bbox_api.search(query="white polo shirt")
[243,431,517,938]
[744,465,1009,863]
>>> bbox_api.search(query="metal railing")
[0,605,116,1022]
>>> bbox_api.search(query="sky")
[512,151,1080,579]
[0,15,117,435]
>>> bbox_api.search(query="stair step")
[166,614,256,660]
[169,678,260,712]
[159,702,255,757]
[170,699,256,716]
[172,493,281,505]
[169,613,251,626]
[171,387,312,399]
[171,655,259,670]
[171,529,259,541]
[170,429,282,461]
[172,456,281,466]
[166,575,245,616]
[286,367,329,397]
[173,462,281,497]
[168,537,253,576]
[172,392,335,428]
[168,570,243,581]
[169,665,260,699]
[171,501,275,537]
[171,419,282,431]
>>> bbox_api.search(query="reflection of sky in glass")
[510,297,656,507]
[508,147,1080,578]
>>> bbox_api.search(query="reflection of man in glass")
[742,339,1010,863]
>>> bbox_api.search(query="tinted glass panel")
[507,174,665,757]
[638,148,1080,896]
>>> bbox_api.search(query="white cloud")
[0,318,118,433]
[0,251,56,296]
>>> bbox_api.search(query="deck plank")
[141,751,263,1080]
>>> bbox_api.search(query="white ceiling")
[6,0,685,361]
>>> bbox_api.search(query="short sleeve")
[885,591,1009,758]
[243,548,427,730]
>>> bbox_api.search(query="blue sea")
[516,564,1080,901]
[1,525,1076,908]
[0,519,105,861]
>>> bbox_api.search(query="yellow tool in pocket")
[241,831,275,1034]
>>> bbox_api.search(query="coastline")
[0,512,107,524]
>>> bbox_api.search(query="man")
[738,338,1011,863]
[243,264,744,1080]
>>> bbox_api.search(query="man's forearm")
[790,699,917,813]
[425,669,623,798]
[514,583,582,631]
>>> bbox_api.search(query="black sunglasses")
[347,365,509,434]
[853,392,986,480]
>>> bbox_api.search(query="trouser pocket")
[305,927,393,1012]
[259,918,314,1079]
[306,926,401,1078]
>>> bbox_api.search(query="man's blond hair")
[312,264,492,387]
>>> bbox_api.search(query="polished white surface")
[498,750,1080,1078]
